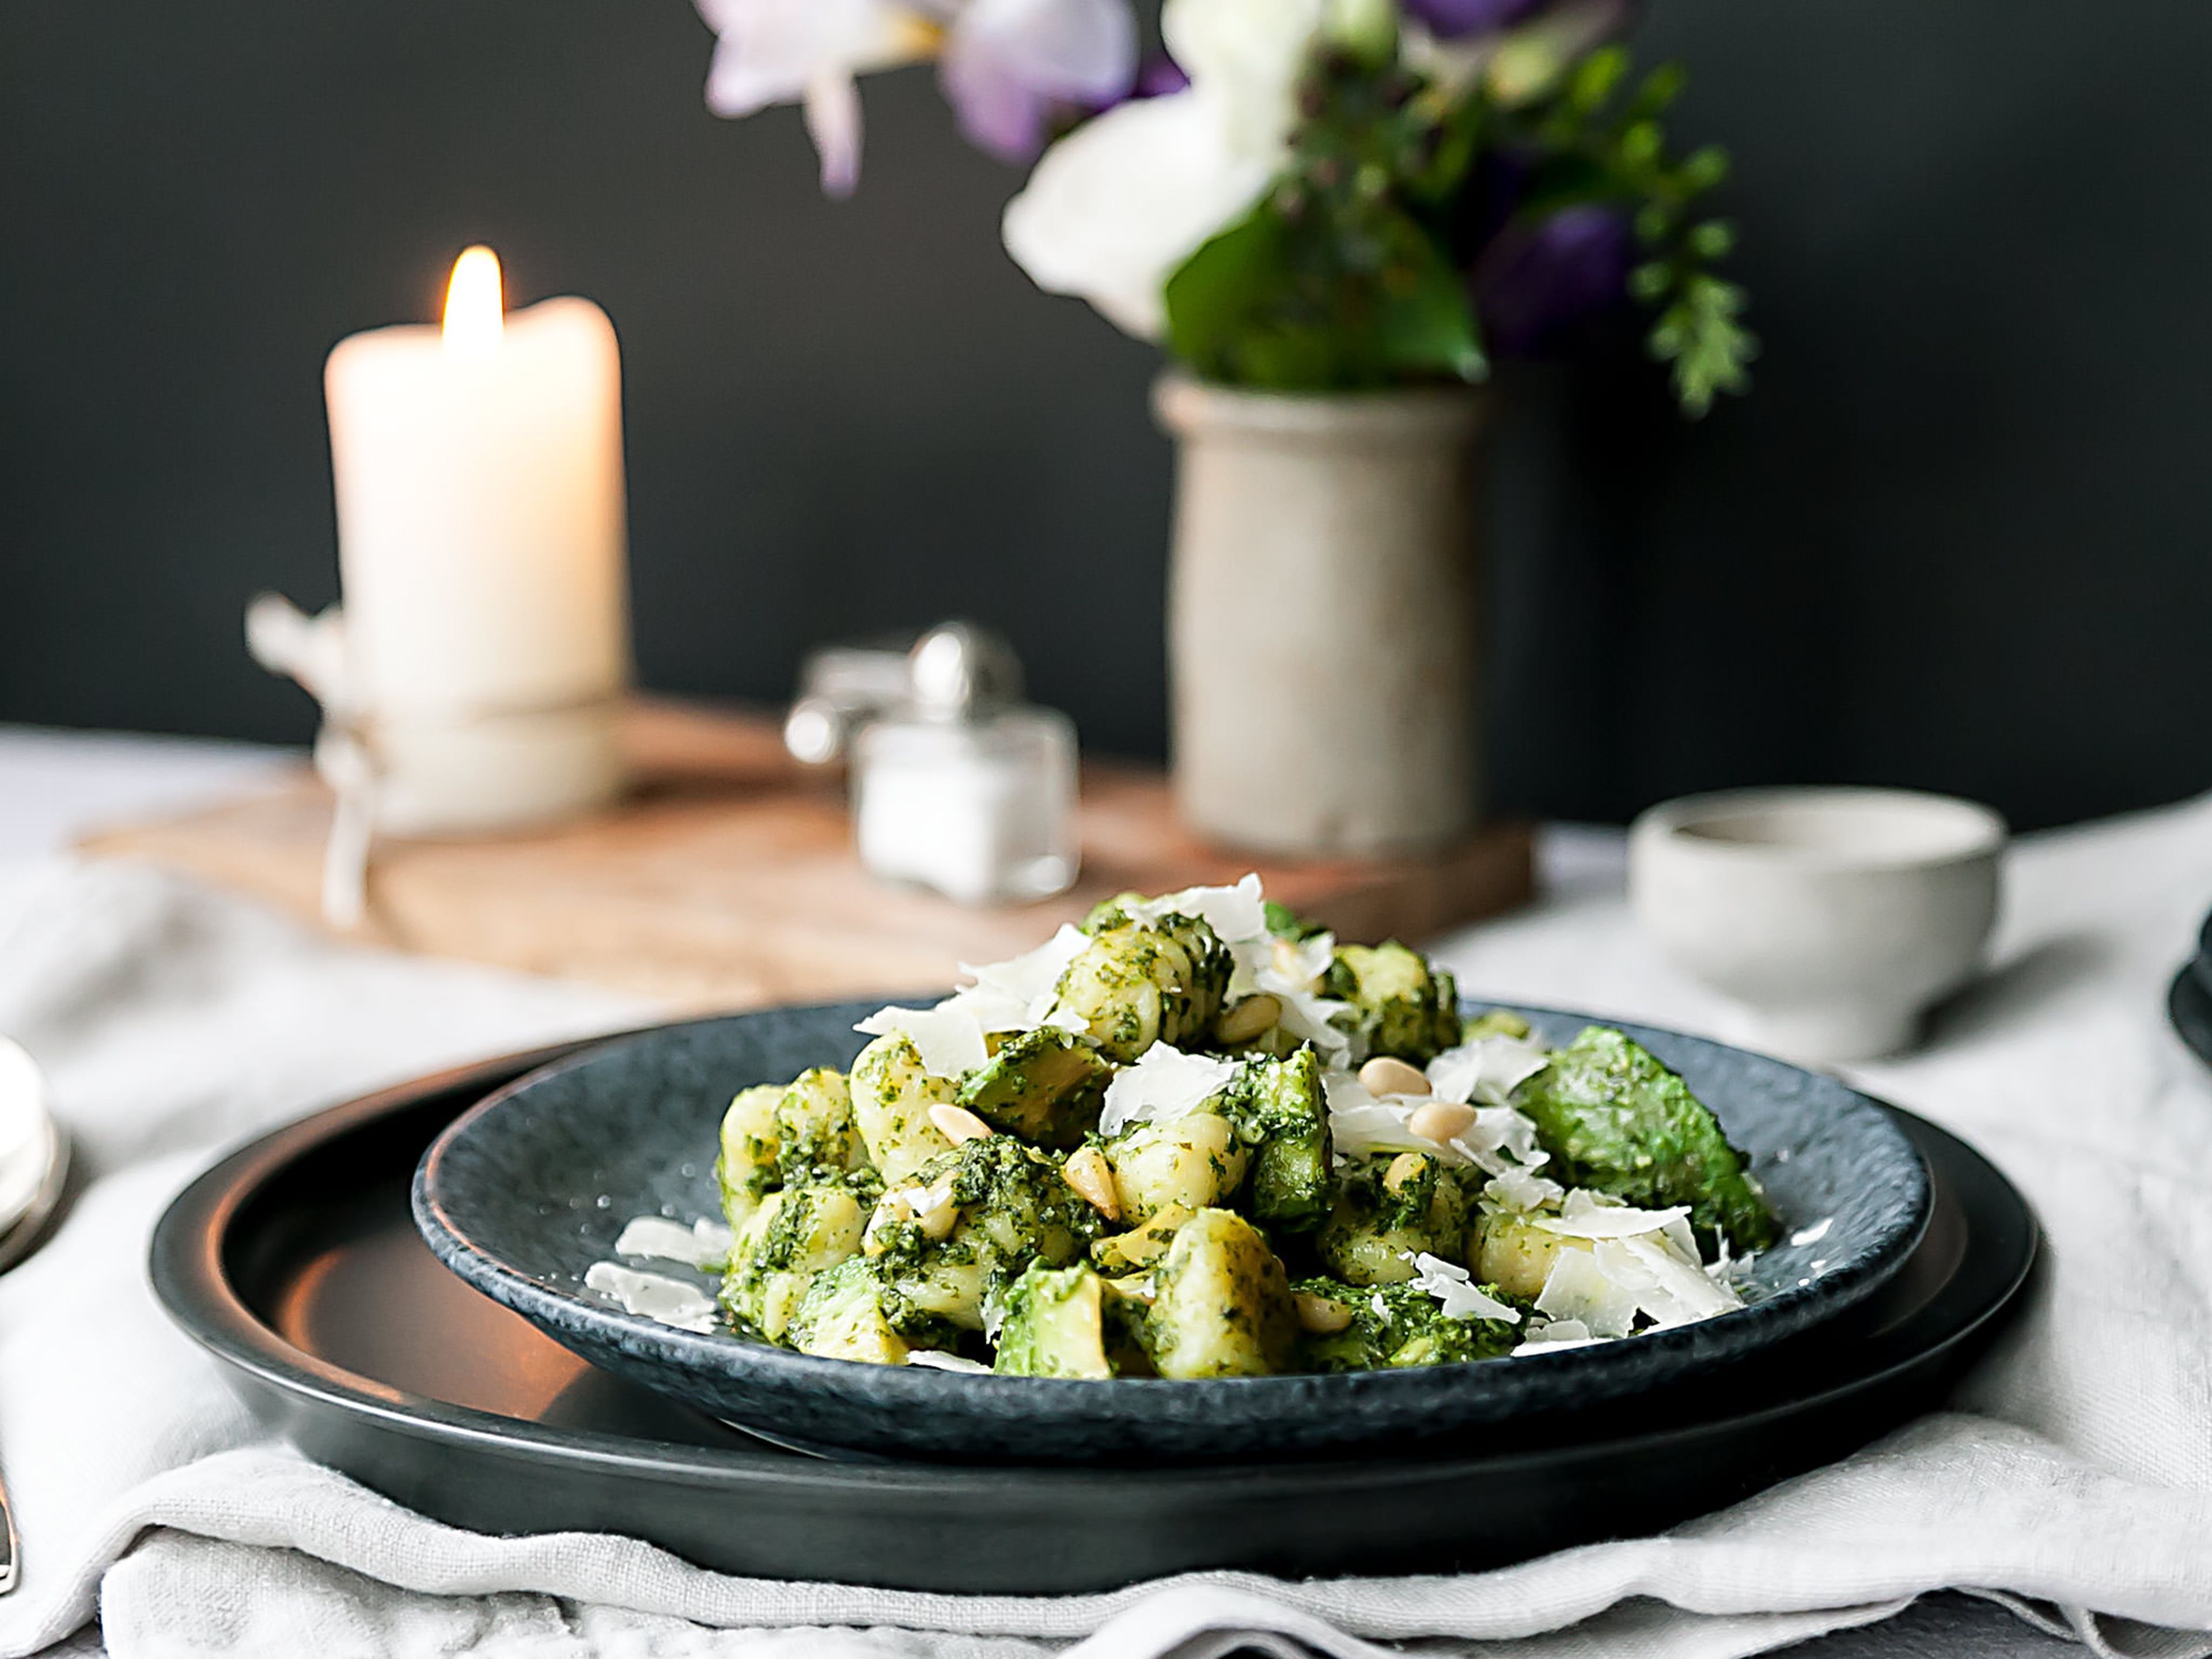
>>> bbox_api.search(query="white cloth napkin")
[3,789,2212,1659]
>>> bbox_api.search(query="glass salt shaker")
[851,623,1079,906]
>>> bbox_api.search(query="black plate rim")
[410,1003,1933,1433]
[2168,963,2212,1071]
[154,1048,2018,1501]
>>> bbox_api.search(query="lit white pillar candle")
[323,246,630,834]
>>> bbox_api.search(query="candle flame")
[442,245,503,359]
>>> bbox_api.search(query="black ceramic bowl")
[414,1002,1931,1465]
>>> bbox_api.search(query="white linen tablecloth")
[3,740,2211,1659]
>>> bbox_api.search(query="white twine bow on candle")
[245,594,380,931]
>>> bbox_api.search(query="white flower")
[696,0,939,195]
[699,0,1135,194]
[1163,0,1325,155]
[1002,0,1327,337]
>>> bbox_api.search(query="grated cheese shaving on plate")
[1099,1044,1238,1137]
[1405,1252,1521,1324]
[853,1001,990,1080]
[1533,1245,1640,1337]
[906,1350,994,1374]
[613,1215,734,1268]
[1122,873,1268,945]
[1790,1217,1834,1248]
[1533,1201,1695,1241]
[1483,1166,1565,1213]
[950,923,1091,1033]
[582,1262,719,1334]
[1513,1317,1605,1355]
[1601,1235,1743,1327]
[1425,1033,1551,1107]
[1326,1069,1555,1183]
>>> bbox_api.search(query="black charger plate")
[151,1040,2033,1593]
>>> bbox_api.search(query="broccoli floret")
[1327,942,1462,1063]
[1262,900,1328,941]
[957,1027,1110,1149]
[1517,1026,1779,1255]
[993,1261,1114,1378]
[1221,1047,1332,1230]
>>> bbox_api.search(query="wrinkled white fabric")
[0,755,2210,1658]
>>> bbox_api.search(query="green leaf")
[1372,215,1486,381]
[1647,273,1758,417]
[1162,206,1290,379]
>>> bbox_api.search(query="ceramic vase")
[1154,374,1486,856]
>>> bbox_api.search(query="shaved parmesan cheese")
[1406,1252,1521,1324]
[613,1215,734,1268]
[1513,1317,1606,1355]
[583,1263,719,1334]
[1533,1202,1694,1241]
[1221,924,1350,1056]
[1327,1101,1438,1164]
[1483,1166,1565,1213]
[1790,1217,1834,1248]
[1425,1034,1551,1108]
[1603,1235,1743,1326]
[1099,1043,1237,1137]
[1534,1245,1639,1338]
[854,1001,990,1080]
[1124,873,1267,944]
[951,923,1091,1032]
[906,1350,994,1374]
[1326,1070,1555,1181]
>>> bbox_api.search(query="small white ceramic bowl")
[1628,787,2007,1063]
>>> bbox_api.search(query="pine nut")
[862,1192,910,1256]
[928,1103,994,1144]
[1359,1056,1431,1097]
[1383,1151,1431,1196]
[912,1179,960,1240]
[1408,1100,1479,1146]
[1062,1146,1122,1220]
[1215,994,1283,1045]
[1294,1291,1354,1334]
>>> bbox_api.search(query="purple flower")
[1401,0,1548,39]
[1471,203,1634,357]
[940,0,1139,165]
[1132,52,1192,99]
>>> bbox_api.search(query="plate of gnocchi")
[414,878,1930,1464]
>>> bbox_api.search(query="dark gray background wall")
[2,1,2206,828]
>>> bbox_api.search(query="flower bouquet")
[696,0,1755,852]
[696,0,1752,411]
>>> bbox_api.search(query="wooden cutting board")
[78,699,1532,1010]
